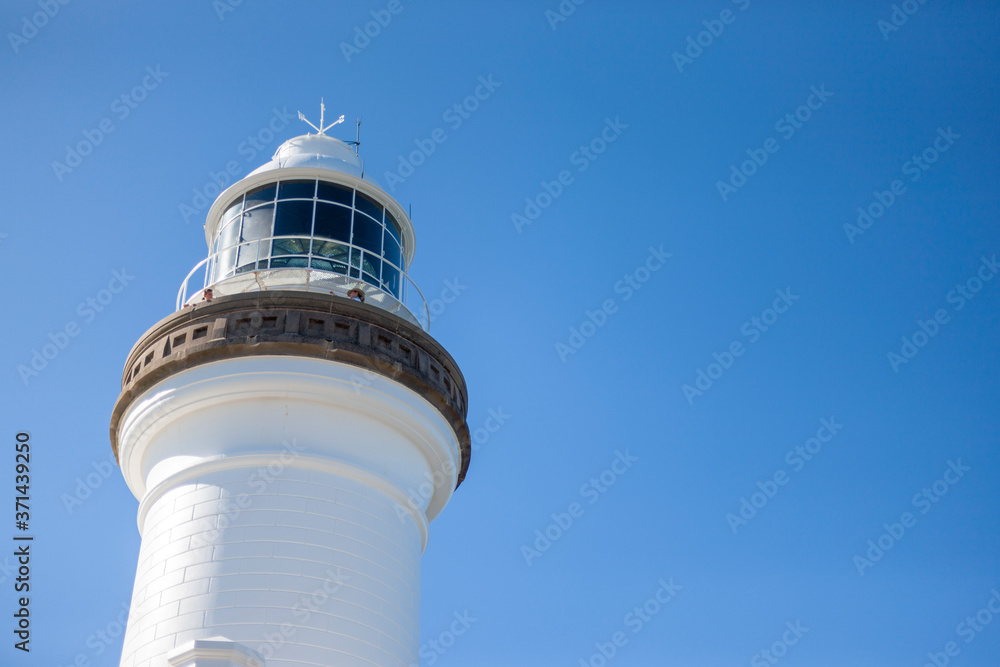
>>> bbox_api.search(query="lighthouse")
[109,105,471,667]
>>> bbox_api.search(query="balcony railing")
[176,236,430,331]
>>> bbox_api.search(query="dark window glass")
[244,183,277,209]
[316,182,354,207]
[383,232,401,269]
[240,204,274,241]
[382,265,400,297]
[278,180,316,200]
[352,213,382,254]
[355,191,383,222]
[274,200,314,236]
[272,237,310,257]
[363,256,381,282]
[385,211,402,244]
[313,202,352,241]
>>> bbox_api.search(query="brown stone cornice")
[109,292,470,487]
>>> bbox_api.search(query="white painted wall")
[115,356,462,667]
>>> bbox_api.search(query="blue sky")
[2,1,999,665]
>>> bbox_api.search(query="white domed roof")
[249,133,374,182]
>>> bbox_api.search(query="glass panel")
[362,256,381,282]
[274,200,314,236]
[355,191,383,222]
[352,212,382,254]
[222,197,244,225]
[240,204,274,241]
[316,181,354,207]
[278,179,316,200]
[272,237,310,256]
[385,210,402,243]
[310,257,348,274]
[269,256,311,268]
[244,183,277,209]
[312,239,350,263]
[215,247,237,281]
[219,217,240,250]
[313,202,352,241]
[383,232,401,269]
[382,265,400,297]
[237,240,267,272]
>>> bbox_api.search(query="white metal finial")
[297,98,345,136]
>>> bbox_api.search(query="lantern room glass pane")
[383,232,401,269]
[317,182,354,207]
[270,256,311,268]
[245,183,277,209]
[219,218,240,250]
[352,213,382,254]
[382,265,400,297]
[278,179,316,200]
[355,191,383,223]
[385,211,402,244]
[272,237,310,257]
[313,202,352,241]
[222,198,243,225]
[240,204,274,242]
[274,200,314,236]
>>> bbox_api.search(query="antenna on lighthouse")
[353,116,362,154]
[297,98,345,136]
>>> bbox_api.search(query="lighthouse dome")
[249,133,372,182]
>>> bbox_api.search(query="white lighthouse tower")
[109,105,471,667]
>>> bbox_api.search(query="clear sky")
[2,1,999,665]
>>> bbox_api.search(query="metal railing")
[176,235,430,330]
